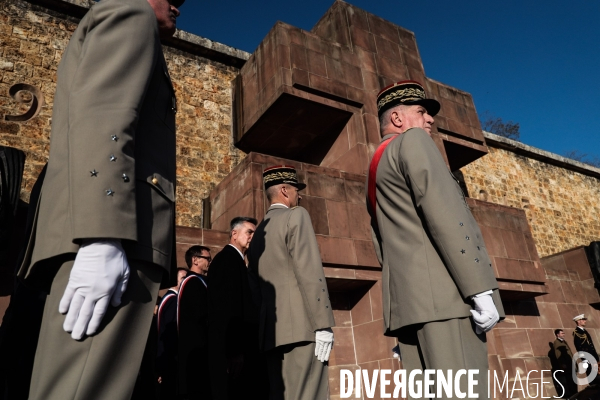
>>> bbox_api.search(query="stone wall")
[461,133,600,258]
[0,0,247,227]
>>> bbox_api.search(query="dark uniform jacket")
[553,338,574,370]
[156,289,177,380]
[366,128,504,335]
[177,272,210,398]
[573,327,599,362]
[208,244,266,399]
[18,0,177,291]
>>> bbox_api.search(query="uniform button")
[111,135,118,142]
[122,174,130,182]
[322,289,325,292]
[152,177,158,185]
[465,236,470,240]
[459,222,464,226]
[475,258,480,263]
[326,305,329,309]
[317,298,320,301]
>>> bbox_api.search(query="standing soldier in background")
[366,81,504,397]
[17,0,183,398]
[248,165,335,400]
[573,314,599,383]
[552,328,577,398]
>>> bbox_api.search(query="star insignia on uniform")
[110,155,117,162]
[477,246,481,250]
[460,249,466,254]
[459,222,464,226]
[111,135,118,142]
[465,236,470,240]
[475,258,480,263]
[106,189,114,196]
[122,173,129,182]
[90,169,98,177]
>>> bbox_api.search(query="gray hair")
[230,216,258,237]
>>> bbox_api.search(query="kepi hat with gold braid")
[376,80,440,117]
[263,165,306,190]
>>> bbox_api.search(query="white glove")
[59,239,130,340]
[470,293,499,334]
[579,360,589,374]
[315,328,334,363]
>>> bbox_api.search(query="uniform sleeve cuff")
[472,290,493,299]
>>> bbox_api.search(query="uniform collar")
[576,326,586,332]
[227,243,245,260]
[267,204,289,213]
[381,134,397,142]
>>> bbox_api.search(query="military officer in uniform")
[18,0,183,398]
[248,165,336,400]
[552,329,578,398]
[366,81,504,398]
[573,314,599,383]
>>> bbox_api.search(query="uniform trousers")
[266,341,329,400]
[29,258,163,400]
[397,317,489,400]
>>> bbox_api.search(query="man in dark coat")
[177,246,211,399]
[208,217,268,399]
[156,267,188,400]
[572,314,599,384]
[553,329,578,398]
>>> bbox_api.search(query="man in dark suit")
[156,267,188,400]
[178,246,211,399]
[19,0,183,398]
[208,216,268,399]
[552,329,578,398]
[366,81,504,397]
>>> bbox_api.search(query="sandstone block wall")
[461,135,600,258]
[0,0,245,227]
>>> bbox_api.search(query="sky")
[176,0,600,160]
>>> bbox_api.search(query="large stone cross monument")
[202,1,547,394]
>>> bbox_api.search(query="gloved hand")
[470,293,499,334]
[59,239,130,340]
[315,328,334,363]
[579,360,589,374]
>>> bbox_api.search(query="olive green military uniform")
[248,205,336,400]
[367,128,505,399]
[19,0,177,398]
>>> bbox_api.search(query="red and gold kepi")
[376,80,440,117]
[263,165,306,190]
